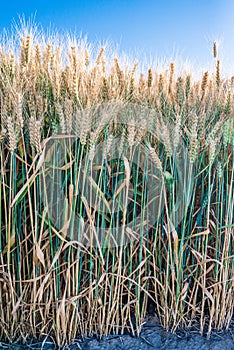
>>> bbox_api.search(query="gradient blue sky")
[0,1,234,74]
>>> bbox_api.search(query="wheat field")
[0,25,233,346]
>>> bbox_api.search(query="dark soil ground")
[1,316,234,350]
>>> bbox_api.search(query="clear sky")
[0,1,234,74]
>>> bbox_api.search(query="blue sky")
[0,1,234,74]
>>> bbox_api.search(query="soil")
[1,316,234,350]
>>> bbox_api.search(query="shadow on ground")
[1,317,233,350]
